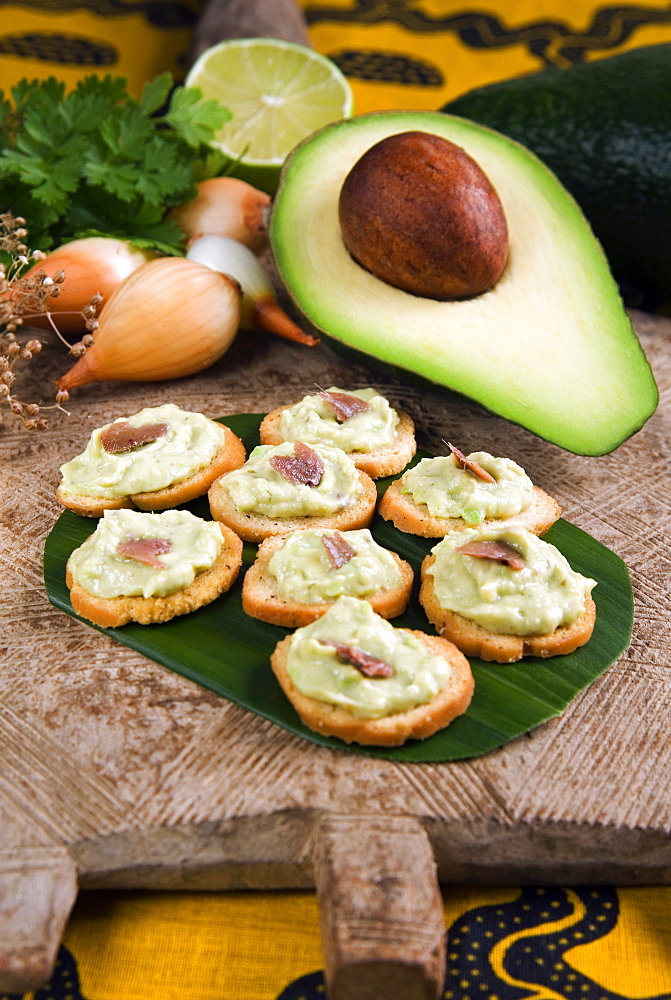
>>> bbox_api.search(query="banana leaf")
[43,413,633,763]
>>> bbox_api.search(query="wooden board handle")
[0,847,78,993]
[312,814,445,1000]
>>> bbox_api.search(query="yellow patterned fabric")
[300,0,671,111]
[4,886,671,999]
[0,1,204,97]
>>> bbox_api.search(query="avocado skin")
[443,44,671,305]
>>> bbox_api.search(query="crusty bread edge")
[66,523,243,628]
[209,468,378,543]
[270,629,474,746]
[55,490,134,518]
[259,404,417,478]
[57,422,246,518]
[242,532,414,626]
[378,480,561,537]
[419,552,596,663]
[132,425,246,510]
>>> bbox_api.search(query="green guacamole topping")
[67,508,223,599]
[286,596,451,718]
[59,403,225,500]
[267,528,402,603]
[426,525,596,635]
[400,451,533,524]
[278,387,399,453]
[219,441,361,518]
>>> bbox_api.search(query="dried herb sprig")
[0,212,100,429]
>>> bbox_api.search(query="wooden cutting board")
[1,309,669,999]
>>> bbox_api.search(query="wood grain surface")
[1,306,670,995]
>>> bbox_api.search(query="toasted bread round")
[57,423,246,518]
[271,629,474,746]
[242,531,414,626]
[379,480,561,538]
[419,553,596,663]
[259,404,416,478]
[54,492,135,518]
[209,468,378,543]
[66,523,243,628]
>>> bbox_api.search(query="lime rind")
[186,37,353,168]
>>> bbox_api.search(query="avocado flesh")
[443,44,671,305]
[269,112,658,455]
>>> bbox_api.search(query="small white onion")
[186,235,317,346]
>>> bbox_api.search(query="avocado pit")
[338,131,509,300]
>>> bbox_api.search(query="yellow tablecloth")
[2,3,671,998]
[3,0,671,106]
[0,0,205,96]
[4,886,671,999]
[303,0,671,110]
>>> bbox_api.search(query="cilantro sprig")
[0,73,231,255]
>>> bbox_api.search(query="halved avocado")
[269,111,658,455]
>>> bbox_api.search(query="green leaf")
[69,213,186,255]
[29,175,75,212]
[0,92,12,139]
[99,106,153,159]
[0,184,59,246]
[21,106,56,146]
[74,73,128,105]
[139,72,173,116]
[124,214,187,255]
[1,72,231,249]
[12,76,64,116]
[133,136,194,205]
[1,140,82,215]
[65,89,121,134]
[43,414,634,764]
[164,85,230,148]
[193,147,229,181]
[85,162,140,203]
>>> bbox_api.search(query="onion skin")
[56,257,242,390]
[170,177,271,253]
[22,237,154,335]
[186,234,318,346]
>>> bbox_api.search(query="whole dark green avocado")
[443,44,671,305]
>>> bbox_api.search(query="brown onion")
[56,257,241,390]
[170,177,271,253]
[22,237,154,334]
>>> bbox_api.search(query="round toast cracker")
[66,522,243,628]
[271,628,474,746]
[209,467,378,543]
[242,531,414,626]
[419,552,596,663]
[379,479,561,537]
[57,422,246,518]
[259,403,416,478]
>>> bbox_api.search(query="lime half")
[186,37,353,194]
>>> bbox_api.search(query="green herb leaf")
[164,85,231,148]
[134,137,194,205]
[139,72,173,116]
[0,72,231,253]
[74,73,128,107]
[193,147,229,181]
[84,157,140,203]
